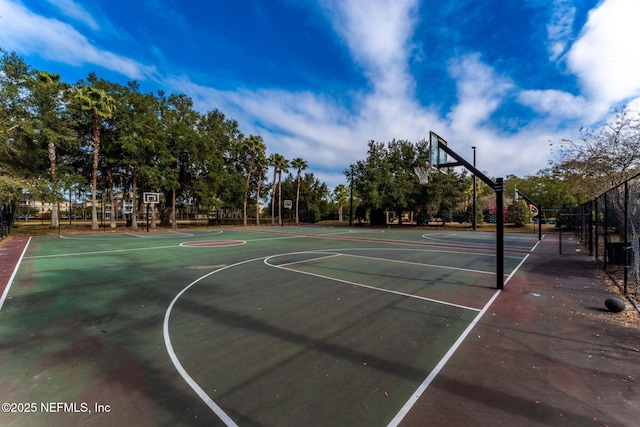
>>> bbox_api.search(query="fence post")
[624,181,629,294]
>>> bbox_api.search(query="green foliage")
[0,175,23,204]
[465,204,483,225]
[507,200,533,226]
[354,204,367,223]
[0,50,314,226]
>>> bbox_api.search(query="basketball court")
[1,226,637,426]
[0,227,527,425]
[2,135,639,426]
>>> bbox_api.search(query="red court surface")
[398,235,640,426]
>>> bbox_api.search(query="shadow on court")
[0,231,638,426]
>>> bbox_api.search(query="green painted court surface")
[0,227,539,426]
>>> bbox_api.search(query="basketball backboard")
[143,192,160,204]
[429,131,448,170]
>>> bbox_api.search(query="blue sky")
[2,0,640,190]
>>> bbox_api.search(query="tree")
[507,200,533,226]
[75,85,116,229]
[351,139,430,225]
[333,184,348,222]
[195,109,242,214]
[268,153,286,225]
[275,156,289,225]
[161,93,199,228]
[290,157,308,223]
[30,70,75,227]
[241,135,265,225]
[253,149,268,225]
[116,83,162,229]
[553,106,640,196]
[0,50,32,174]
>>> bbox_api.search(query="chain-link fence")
[573,173,640,309]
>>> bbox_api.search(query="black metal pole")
[146,203,150,232]
[496,178,504,290]
[594,196,599,261]
[472,146,477,231]
[349,167,354,227]
[588,199,594,256]
[539,209,542,240]
[435,138,503,289]
[624,180,629,294]
[603,192,608,270]
[559,216,563,255]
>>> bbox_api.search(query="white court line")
[276,250,498,276]
[124,231,197,238]
[265,254,481,312]
[342,252,497,276]
[29,229,296,259]
[59,230,222,240]
[281,246,523,260]
[422,233,538,252]
[387,231,539,426]
[25,244,179,259]
[166,251,484,425]
[275,253,343,268]
[165,242,537,425]
[386,288,502,426]
[163,258,268,427]
[0,237,32,311]
[504,254,530,286]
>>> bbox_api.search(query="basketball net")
[413,163,432,184]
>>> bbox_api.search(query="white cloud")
[0,0,156,80]
[547,0,575,61]
[163,0,439,189]
[567,0,640,105]
[319,0,419,97]
[518,89,589,119]
[5,0,618,187]
[446,53,514,131]
[45,0,99,30]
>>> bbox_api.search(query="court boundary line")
[0,237,32,311]
[422,232,539,252]
[340,252,497,276]
[162,258,268,427]
[237,228,533,253]
[24,244,181,259]
[58,230,223,240]
[166,248,492,426]
[265,251,482,312]
[386,233,538,426]
[386,288,502,426]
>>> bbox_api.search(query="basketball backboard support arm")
[436,142,495,189]
[515,189,542,240]
[431,137,505,290]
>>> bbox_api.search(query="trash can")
[606,241,627,265]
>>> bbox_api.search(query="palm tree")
[268,154,279,225]
[290,157,308,223]
[254,150,267,225]
[333,184,349,222]
[242,135,265,226]
[34,71,63,227]
[75,85,116,229]
[275,156,289,225]
[267,153,287,225]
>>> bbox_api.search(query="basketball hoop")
[413,163,432,184]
